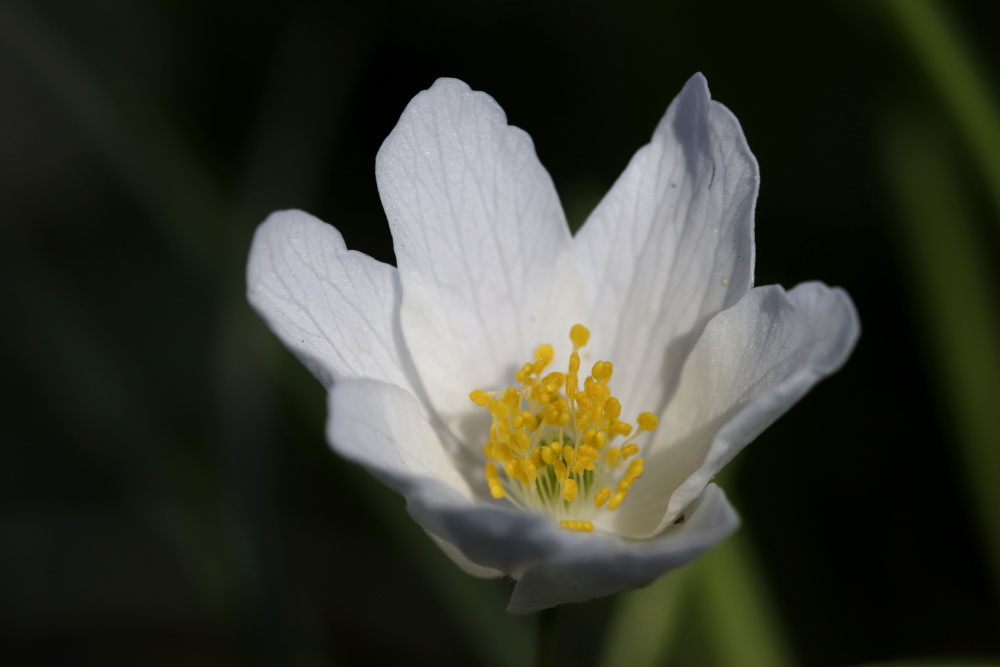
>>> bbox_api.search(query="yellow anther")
[540,445,555,465]
[470,390,491,406]
[535,343,554,363]
[531,447,544,468]
[488,399,508,419]
[472,323,658,532]
[543,404,561,425]
[533,345,554,374]
[511,431,530,453]
[502,386,520,409]
[518,459,537,486]
[609,421,633,437]
[608,491,627,511]
[543,371,565,387]
[586,381,610,403]
[563,445,577,467]
[559,520,593,533]
[485,462,505,498]
[565,373,578,398]
[592,360,613,383]
[637,412,659,431]
[603,397,622,420]
[494,441,512,462]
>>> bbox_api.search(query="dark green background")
[3,0,1000,665]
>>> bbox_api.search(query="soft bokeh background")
[4,0,1000,665]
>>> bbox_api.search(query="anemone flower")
[246,74,859,613]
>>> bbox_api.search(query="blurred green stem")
[601,467,792,667]
[535,606,560,667]
[598,567,691,667]
[883,0,1000,227]
[883,113,1000,596]
[695,531,794,667]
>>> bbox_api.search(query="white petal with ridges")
[327,378,471,498]
[329,378,575,576]
[614,282,860,538]
[573,73,758,416]
[247,210,419,396]
[376,78,585,444]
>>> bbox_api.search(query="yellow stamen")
[472,324,658,534]
[608,491,627,511]
[592,361,613,383]
[606,447,621,466]
[485,462,505,499]
[637,412,659,431]
[559,520,593,533]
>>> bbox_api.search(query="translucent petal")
[247,210,420,396]
[574,73,758,416]
[507,485,738,613]
[614,282,860,538]
[376,78,585,445]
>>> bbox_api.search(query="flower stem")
[535,606,560,667]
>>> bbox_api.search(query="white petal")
[327,378,471,498]
[376,78,585,444]
[573,73,758,416]
[247,210,419,396]
[616,282,860,538]
[329,378,580,577]
[507,484,739,614]
[427,534,503,579]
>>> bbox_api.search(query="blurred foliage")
[3,0,1000,665]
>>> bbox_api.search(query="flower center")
[469,324,658,533]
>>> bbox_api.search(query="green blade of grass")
[694,531,794,667]
[597,566,692,667]
[883,0,1000,228]
[882,112,1000,595]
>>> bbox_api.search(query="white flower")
[246,74,860,613]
